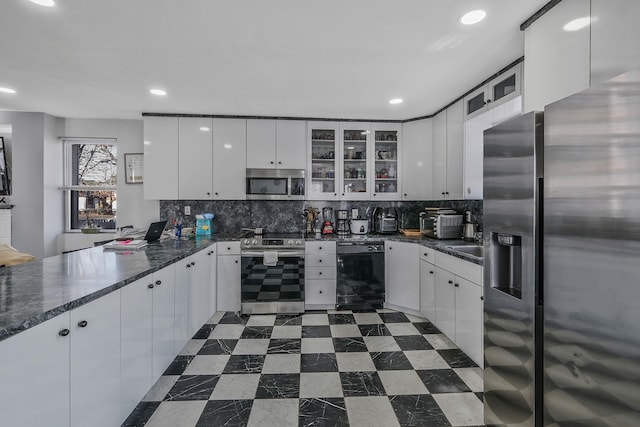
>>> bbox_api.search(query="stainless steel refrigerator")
[483,69,640,426]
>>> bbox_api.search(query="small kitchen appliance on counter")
[321,207,334,235]
[462,210,477,241]
[371,207,398,234]
[419,208,463,239]
[335,209,350,235]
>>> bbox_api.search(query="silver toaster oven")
[420,213,463,239]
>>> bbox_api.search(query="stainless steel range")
[240,235,305,314]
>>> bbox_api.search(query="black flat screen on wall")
[0,137,9,195]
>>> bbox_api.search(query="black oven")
[240,238,305,314]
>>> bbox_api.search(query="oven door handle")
[241,250,305,258]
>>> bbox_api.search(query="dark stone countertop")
[0,232,481,343]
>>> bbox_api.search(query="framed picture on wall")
[124,153,144,184]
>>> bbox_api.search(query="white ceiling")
[0,0,548,121]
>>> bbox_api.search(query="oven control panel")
[240,238,305,249]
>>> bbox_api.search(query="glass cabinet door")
[308,123,339,200]
[372,125,401,200]
[340,125,370,199]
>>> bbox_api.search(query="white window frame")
[61,138,117,232]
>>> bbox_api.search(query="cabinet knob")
[148,283,154,289]
[207,192,211,196]
[186,264,191,268]
[270,161,274,164]
[319,290,323,294]
[445,191,450,195]
[429,271,434,274]
[319,271,322,275]
[319,246,322,250]
[486,99,492,104]
[278,161,282,165]
[404,193,407,196]
[480,296,485,301]
[423,253,428,256]
[156,280,161,285]
[58,329,70,337]
[442,192,445,196]
[235,260,239,264]
[78,320,88,328]
[191,262,196,266]
[448,280,453,284]
[227,247,231,251]
[334,193,337,196]
[454,283,459,287]
[389,247,392,250]
[319,259,322,263]
[342,193,345,196]
[373,193,376,196]
[215,192,219,196]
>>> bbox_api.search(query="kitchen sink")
[447,245,484,258]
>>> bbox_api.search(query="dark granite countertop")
[0,232,481,343]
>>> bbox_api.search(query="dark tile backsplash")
[160,199,482,235]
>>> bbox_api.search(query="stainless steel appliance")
[371,207,398,234]
[349,219,369,234]
[335,210,350,235]
[462,211,476,241]
[240,235,305,314]
[246,168,305,200]
[336,241,385,310]
[484,69,640,426]
[419,211,463,239]
[321,207,334,235]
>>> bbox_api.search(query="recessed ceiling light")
[0,87,16,94]
[563,16,591,31]
[199,127,210,132]
[389,98,403,105]
[460,10,486,25]
[29,0,55,6]
[149,89,167,96]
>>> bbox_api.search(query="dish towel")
[263,251,278,267]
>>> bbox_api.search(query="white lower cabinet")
[305,241,337,308]
[152,266,178,379]
[434,266,456,339]
[385,241,420,312]
[0,311,70,426]
[70,290,121,427]
[205,245,218,320]
[419,258,437,322]
[217,241,241,311]
[174,258,191,354]
[454,275,483,365]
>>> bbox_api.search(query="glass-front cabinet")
[308,122,339,200]
[464,62,522,120]
[371,123,401,200]
[340,123,370,200]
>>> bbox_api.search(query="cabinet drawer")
[305,254,336,267]
[217,241,240,255]
[305,266,336,280]
[419,246,436,262]
[435,251,482,284]
[306,280,337,305]
[305,241,336,255]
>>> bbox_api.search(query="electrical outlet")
[184,206,191,215]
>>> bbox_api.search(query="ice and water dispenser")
[490,233,522,299]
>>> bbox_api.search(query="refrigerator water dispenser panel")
[490,233,522,299]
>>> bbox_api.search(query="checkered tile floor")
[122,309,484,427]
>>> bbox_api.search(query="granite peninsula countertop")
[0,232,481,343]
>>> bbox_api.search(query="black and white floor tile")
[122,309,484,427]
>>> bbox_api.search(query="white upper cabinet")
[212,118,247,199]
[464,63,522,120]
[402,119,433,200]
[144,117,178,200]
[308,122,340,200]
[371,123,401,201]
[340,122,371,200]
[432,110,447,200]
[179,117,214,199]
[247,120,306,169]
[247,119,277,169]
[590,0,640,85]
[276,120,307,169]
[523,0,590,113]
[433,100,464,200]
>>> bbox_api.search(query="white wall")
[60,118,159,229]
[43,115,64,257]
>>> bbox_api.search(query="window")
[63,139,117,231]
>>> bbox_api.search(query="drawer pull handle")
[78,320,88,328]
[59,329,70,337]
[156,280,161,285]
[423,253,428,256]
[148,284,154,289]
[454,283,459,287]
[448,280,453,284]
[429,271,434,274]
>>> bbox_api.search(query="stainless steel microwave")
[246,168,305,200]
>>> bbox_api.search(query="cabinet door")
[446,100,464,199]
[463,111,494,199]
[179,117,214,199]
[206,245,218,321]
[434,266,455,340]
[276,120,307,169]
[212,118,247,199]
[420,259,436,322]
[488,63,522,109]
[454,276,483,366]
[144,117,178,199]
[70,290,121,427]
[402,119,433,200]
[120,277,153,417]
[432,110,447,199]
[174,260,190,356]
[0,312,70,426]
[463,85,488,120]
[152,265,176,379]
[372,123,401,200]
[217,254,241,312]
[247,119,277,168]
[191,249,212,332]
[308,122,340,200]
[340,122,370,200]
[385,241,420,311]
[306,279,337,305]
